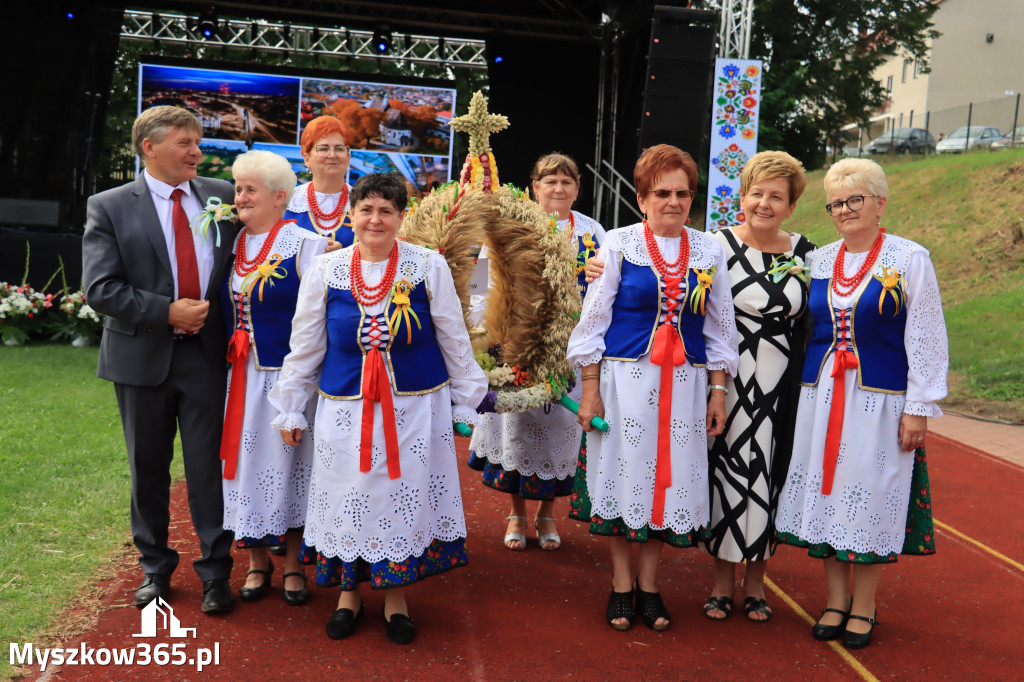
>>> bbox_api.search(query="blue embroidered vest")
[221,245,304,370]
[286,209,355,247]
[603,259,708,365]
[801,277,909,392]
[319,277,450,398]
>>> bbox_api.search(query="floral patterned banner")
[704,58,763,232]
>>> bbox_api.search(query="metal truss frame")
[119,9,489,69]
[717,0,754,59]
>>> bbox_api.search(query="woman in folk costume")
[469,152,606,551]
[567,144,739,632]
[270,173,488,645]
[286,115,355,248]
[219,150,326,606]
[774,158,947,649]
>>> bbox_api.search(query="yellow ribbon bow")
[240,255,287,302]
[875,266,906,316]
[688,266,716,315]
[387,280,422,344]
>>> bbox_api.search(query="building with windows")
[846,0,1024,146]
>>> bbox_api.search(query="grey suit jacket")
[82,173,239,386]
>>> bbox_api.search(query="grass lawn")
[0,345,183,679]
[784,149,1024,414]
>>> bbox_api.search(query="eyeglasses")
[649,188,694,200]
[314,144,350,157]
[825,194,875,216]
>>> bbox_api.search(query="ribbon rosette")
[387,280,422,344]
[189,197,235,247]
[575,233,597,275]
[688,266,716,315]
[240,255,287,302]
[767,254,810,284]
[873,265,907,315]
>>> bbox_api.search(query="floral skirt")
[467,452,574,501]
[236,527,303,550]
[569,434,699,548]
[776,448,936,565]
[304,538,468,590]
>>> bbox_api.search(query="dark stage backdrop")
[484,36,601,216]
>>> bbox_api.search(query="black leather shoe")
[268,544,287,556]
[382,607,416,645]
[326,602,364,640]
[812,597,852,641]
[282,572,309,606]
[238,560,273,603]
[201,579,236,614]
[134,574,170,608]
[842,612,878,649]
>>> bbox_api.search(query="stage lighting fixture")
[197,9,218,39]
[494,55,504,63]
[373,27,392,53]
[65,11,75,20]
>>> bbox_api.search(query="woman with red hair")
[285,116,356,247]
[567,144,738,631]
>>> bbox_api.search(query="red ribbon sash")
[821,348,859,495]
[649,322,686,526]
[360,348,401,480]
[220,328,251,480]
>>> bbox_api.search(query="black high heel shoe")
[282,572,309,606]
[605,588,635,631]
[812,597,852,641]
[635,580,671,631]
[238,559,273,602]
[842,612,878,649]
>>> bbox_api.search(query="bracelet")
[708,384,728,394]
[581,373,600,380]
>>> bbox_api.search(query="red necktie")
[171,188,201,300]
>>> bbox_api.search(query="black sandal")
[744,596,773,622]
[238,559,273,602]
[605,588,635,631]
[635,581,671,631]
[703,595,733,621]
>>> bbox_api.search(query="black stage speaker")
[637,7,717,162]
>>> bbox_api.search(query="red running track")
[20,431,1024,680]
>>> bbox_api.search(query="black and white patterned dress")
[704,227,814,562]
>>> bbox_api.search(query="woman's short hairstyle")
[132,106,202,158]
[300,116,350,155]
[823,158,889,199]
[633,144,699,197]
[351,173,408,212]
[740,151,807,204]
[231,150,298,203]
[530,152,580,184]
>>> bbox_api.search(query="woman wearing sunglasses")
[774,157,948,649]
[567,144,738,632]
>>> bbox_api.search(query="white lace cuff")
[904,401,943,418]
[572,351,605,369]
[452,404,480,426]
[706,361,730,373]
[271,412,309,431]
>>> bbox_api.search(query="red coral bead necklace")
[306,181,348,233]
[643,218,689,280]
[832,229,885,297]
[234,219,286,278]
[349,243,398,306]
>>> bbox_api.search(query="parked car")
[865,128,936,154]
[990,126,1024,150]
[935,126,1002,153]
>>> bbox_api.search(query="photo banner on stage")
[137,62,457,198]
[704,58,763,231]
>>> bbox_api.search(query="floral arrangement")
[768,254,810,284]
[400,91,579,414]
[0,282,53,344]
[51,290,102,345]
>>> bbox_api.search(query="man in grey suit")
[83,106,237,614]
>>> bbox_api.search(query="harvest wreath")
[400,91,580,413]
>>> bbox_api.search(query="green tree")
[745,0,938,167]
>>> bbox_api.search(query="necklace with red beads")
[832,229,885,297]
[349,243,399,306]
[306,181,349,234]
[234,219,286,278]
[562,212,576,243]
[643,219,689,279]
